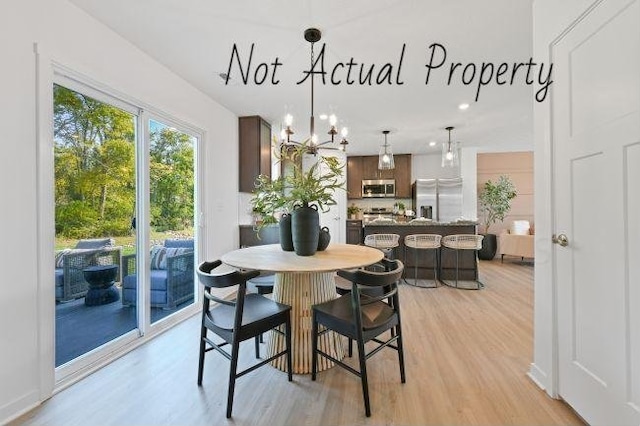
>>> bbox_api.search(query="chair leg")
[285,317,293,382]
[254,336,260,359]
[197,326,207,386]
[414,246,418,286]
[226,339,241,419]
[311,312,318,381]
[396,324,406,383]
[356,337,371,417]
[348,338,353,357]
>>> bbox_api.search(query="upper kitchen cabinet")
[362,155,393,180]
[393,154,412,198]
[239,116,271,193]
[346,156,363,199]
[347,154,411,199]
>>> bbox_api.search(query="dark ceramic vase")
[291,204,319,256]
[317,226,331,251]
[478,233,497,260]
[279,213,294,251]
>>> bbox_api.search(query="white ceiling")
[68,0,535,156]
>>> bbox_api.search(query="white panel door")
[552,0,640,424]
[302,149,347,244]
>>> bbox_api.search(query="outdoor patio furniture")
[55,238,122,303]
[121,239,195,309]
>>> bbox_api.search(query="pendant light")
[378,130,395,170]
[280,28,349,155]
[441,126,459,167]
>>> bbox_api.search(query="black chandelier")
[280,28,349,155]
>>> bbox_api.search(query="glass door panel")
[147,119,197,324]
[53,83,138,367]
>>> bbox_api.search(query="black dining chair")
[311,258,405,417]
[196,260,293,419]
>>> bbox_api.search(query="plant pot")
[478,233,497,260]
[279,213,294,251]
[317,226,331,251]
[291,204,319,256]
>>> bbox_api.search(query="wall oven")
[362,179,396,198]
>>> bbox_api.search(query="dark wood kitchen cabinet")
[393,154,412,198]
[362,155,393,180]
[346,154,411,199]
[239,116,271,193]
[346,220,363,245]
[346,156,363,199]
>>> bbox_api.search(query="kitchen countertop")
[364,220,478,226]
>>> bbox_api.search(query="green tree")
[53,85,195,239]
[53,84,135,237]
[149,126,195,231]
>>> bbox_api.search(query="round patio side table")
[83,264,120,306]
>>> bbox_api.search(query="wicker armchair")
[55,241,122,303]
[121,239,195,309]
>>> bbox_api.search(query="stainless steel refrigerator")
[412,178,463,222]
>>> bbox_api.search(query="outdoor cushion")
[74,238,114,249]
[55,249,72,268]
[164,239,194,249]
[150,246,191,270]
[55,269,64,299]
[123,270,174,292]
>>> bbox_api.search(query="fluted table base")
[266,271,344,374]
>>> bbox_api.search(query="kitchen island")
[363,221,478,280]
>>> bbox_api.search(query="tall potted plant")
[251,140,344,256]
[477,175,517,260]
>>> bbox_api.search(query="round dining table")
[221,243,383,374]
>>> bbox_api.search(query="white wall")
[460,147,478,221]
[0,0,239,422]
[531,0,598,396]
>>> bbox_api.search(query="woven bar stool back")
[404,234,441,288]
[364,233,400,258]
[441,234,484,290]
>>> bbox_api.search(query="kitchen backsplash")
[349,198,412,213]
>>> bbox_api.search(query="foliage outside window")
[53,84,194,239]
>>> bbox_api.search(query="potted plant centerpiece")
[477,175,517,260]
[251,140,345,256]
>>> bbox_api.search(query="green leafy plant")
[347,204,361,216]
[478,175,517,233]
[251,140,345,232]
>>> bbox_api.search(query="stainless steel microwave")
[362,179,396,198]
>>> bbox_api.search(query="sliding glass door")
[53,78,199,372]
[53,82,139,367]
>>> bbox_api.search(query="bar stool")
[404,234,441,288]
[364,233,400,259]
[440,234,484,290]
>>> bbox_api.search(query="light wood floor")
[14,259,583,426]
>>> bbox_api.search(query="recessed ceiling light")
[319,114,328,120]
[458,103,470,110]
[429,141,437,147]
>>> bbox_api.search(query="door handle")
[552,233,569,247]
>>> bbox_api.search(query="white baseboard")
[527,362,553,396]
[0,389,41,425]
